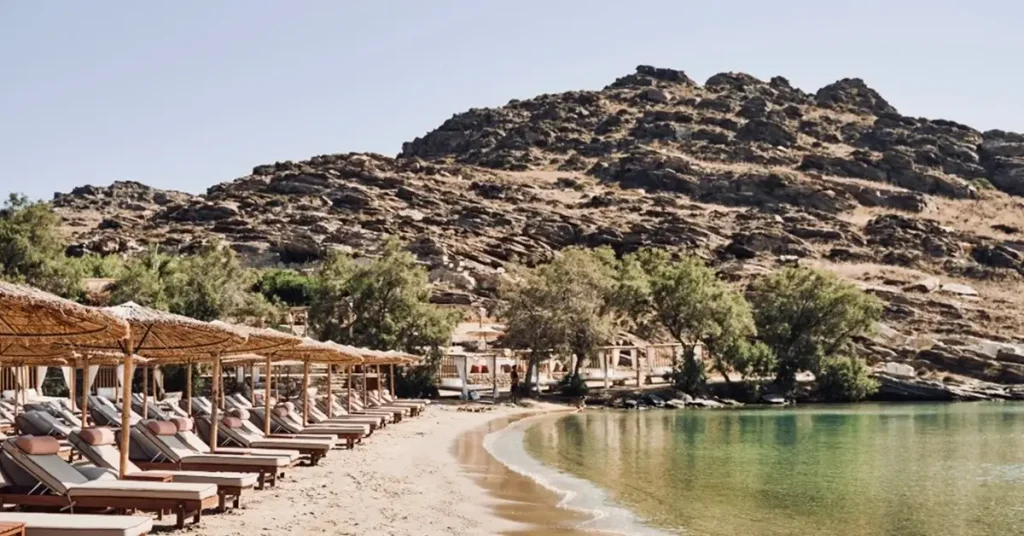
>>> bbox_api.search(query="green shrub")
[256,269,317,306]
[816,356,878,402]
[396,365,440,399]
[672,354,707,395]
[557,374,590,397]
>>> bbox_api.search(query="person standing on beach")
[509,367,519,404]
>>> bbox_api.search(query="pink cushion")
[229,408,250,420]
[170,418,193,432]
[146,420,178,436]
[221,416,243,429]
[272,407,289,418]
[78,427,116,446]
[16,435,61,455]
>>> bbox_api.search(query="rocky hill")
[52,65,1024,386]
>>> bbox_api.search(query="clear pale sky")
[2,1,1021,201]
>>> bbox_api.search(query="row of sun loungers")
[0,389,428,535]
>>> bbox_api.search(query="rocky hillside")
[52,65,1024,385]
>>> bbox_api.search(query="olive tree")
[751,267,881,391]
[0,194,83,298]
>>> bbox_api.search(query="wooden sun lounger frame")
[272,414,364,449]
[0,486,217,529]
[195,417,328,466]
[67,433,245,512]
[135,424,295,490]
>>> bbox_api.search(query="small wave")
[483,414,677,535]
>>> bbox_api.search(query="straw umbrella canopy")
[0,281,130,345]
[266,339,362,430]
[73,302,246,478]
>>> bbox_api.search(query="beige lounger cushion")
[146,420,177,436]
[206,446,301,462]
[68,479,217,501]
[139,470,257,488]
[0,512,153,536]
[170,417,193,432]
[181,454,288,468]
[78,427,117,446]
[16,436,61,455]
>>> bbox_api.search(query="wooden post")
[69,365,76,413]
[185,363,193,416]
[635,348,642,387]
[301,360,310,427]
[364,366,372,409]
[492,355,498,399]
[263,354,272,436]
[209,356,220,453]
[219,364,226,410]
[249,363,256,406]
[603,349,610,391]
[142,365,149,418]
[326,364,333,418]
[119,347,134,479]
[346,365,353,413]
[152,364,159,402]
[389,364,396,401]
[81,362,90,427]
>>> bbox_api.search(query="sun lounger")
[130,394,168,420]
[88,397,141,429]
[133,420,292,489]
[171,417,302,463]
[69,427,255,511]
[292,399,384,429]
[346,395,411,420]
[0,512,153,536]
[194,414,331,464]
[269,406,369,445]
[15,411,74,439]
[243,407,339,441]
[0,435,218,528]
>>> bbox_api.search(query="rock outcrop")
[50,65,1024,385]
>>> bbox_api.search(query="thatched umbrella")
[76,302,246,478]
[0,282,129,344]
[268,339,362,430]
[204,322,301,451]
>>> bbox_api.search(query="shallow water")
[523,403,1024,536]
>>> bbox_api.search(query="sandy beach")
[170,403,545,536]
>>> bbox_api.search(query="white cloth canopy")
[87,365,99,390]
[115,364,124,387]
[454,356,468,398]
[153,366,163,397]
[35,366,46,392]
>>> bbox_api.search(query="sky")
[2,0,1022,201]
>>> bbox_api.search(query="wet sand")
[453,410,620,535]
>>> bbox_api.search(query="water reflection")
[524,403,1024,536]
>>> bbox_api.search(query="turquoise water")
[522,404,1024,536]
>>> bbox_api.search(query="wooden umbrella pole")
[390,363,396,401]
[209,356,220,453]
[119,345,134,479]
[301,360,310,427]
[185,363,193,416]
[152,364,158,402]
[326,364,333,418]
[142,365,149,418]
[69,365,76,413]
[219,363,225,410]
[362,366,368,407]
[346,365,352,413]
[263,354,272,436]
[81,361,89,427]
[249,363,256,406]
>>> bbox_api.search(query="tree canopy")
[751,267,882,390]
[0,194,83,298]
[308,242,457,357]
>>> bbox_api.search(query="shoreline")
[454,406,663,536]
[180,402,533,536]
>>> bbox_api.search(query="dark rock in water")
[642,394,666,408]
[624,399,639,409]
